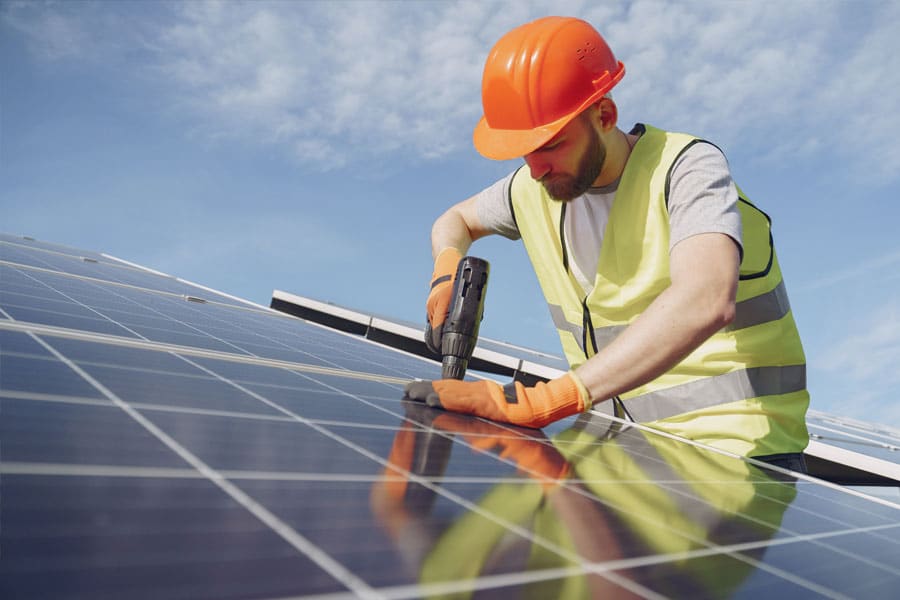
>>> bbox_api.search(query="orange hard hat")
[473,16,625,160]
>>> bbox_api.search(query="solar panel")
[807,410,900,460]
[272,287,900,490]
[3,233,900,598]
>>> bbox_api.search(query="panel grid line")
[9,327,887,596]
[248,372,885,599]
[5,238,900,598]
[3,257,455,380]
[23,331,381,599]
[584,409,900,512]
[4,458,842,487]
[4,255,440,381]
[0,258,271,315]
[550,425,900,565]
[173,357,666,598]
[0,319,409,385]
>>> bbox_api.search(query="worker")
[405,16,810,471]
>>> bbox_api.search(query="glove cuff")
[432,247,463,282]
[566,370,592,413]
[547,373,589,414]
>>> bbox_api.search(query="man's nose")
[524,153,550,181]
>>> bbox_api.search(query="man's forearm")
[429,195,492,259]
[431,209,474,258]
[575,284,731,403]
[575,233,739,405]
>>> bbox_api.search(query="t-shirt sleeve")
[474,171,521,240]
[667,142,742,255]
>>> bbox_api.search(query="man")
[405,16,809,468]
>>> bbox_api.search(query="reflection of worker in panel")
[405,16,809,470]
[370,409,798,598]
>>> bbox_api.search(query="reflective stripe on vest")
[547,277,793,352]
[606,364,806,422]
[726,279,790,331]
[547,303,587,354]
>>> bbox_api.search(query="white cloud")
[599,1,900,181]
[147,1,498,169]
[2,1,91,60]
[5,0,900,179]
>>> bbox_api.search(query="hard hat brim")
[473,61,625,161]
[473,114,571,161]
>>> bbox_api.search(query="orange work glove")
[404,371,591,429]
[424,247,462,354]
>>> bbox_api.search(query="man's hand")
[424,247,462,354]
[404,372,590,429]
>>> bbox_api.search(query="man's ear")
[595,96,618,131]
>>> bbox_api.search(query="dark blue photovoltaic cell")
[139,409,398,475]
[3,235,900,599]
[0,232,109,260]
[750,540,898,597]
[231,478,558,589]
[1,235,251,307]
[1,332,106,399]
[1,398,184,467]
[1,475,343,599]
[2,256,447,380]
[238,383,410,426]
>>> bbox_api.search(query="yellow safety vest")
[510,124,809,456]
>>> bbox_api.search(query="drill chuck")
[440,339,471,381]
[441,256,489,380]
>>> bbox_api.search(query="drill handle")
[441,256,489,379]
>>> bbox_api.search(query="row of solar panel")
[2,233,899,598]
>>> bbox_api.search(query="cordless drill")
[441,256,490,380]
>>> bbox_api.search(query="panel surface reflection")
[369,405,898,598]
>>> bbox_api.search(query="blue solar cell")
[1,398,184,467]
[0,475,343,599]
[0,329,57,355]
[239,383,409,426]
[139,409,389,474]
[1,334,107,399]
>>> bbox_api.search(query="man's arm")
[430,195,495,258]
[424,194,499,354]
[574,232,740,403]
[405,232,738,429]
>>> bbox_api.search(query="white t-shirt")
[475,132,742,295]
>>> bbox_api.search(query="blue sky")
[3,0,900,428]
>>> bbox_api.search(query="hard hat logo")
[473,17,625,161]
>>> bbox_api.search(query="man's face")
[524,114,606,201]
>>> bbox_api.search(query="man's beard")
[541,132,606,201]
